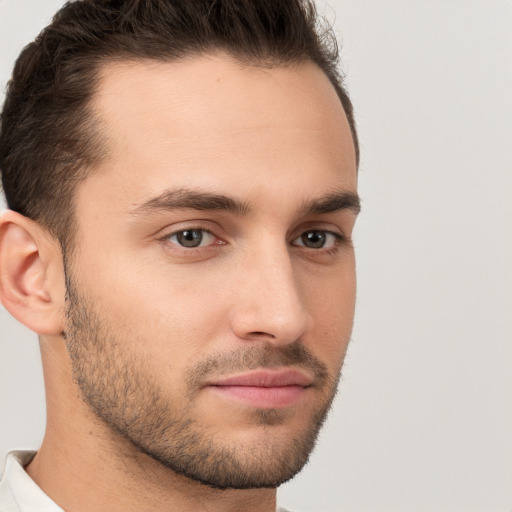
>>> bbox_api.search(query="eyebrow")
[130,187,251,216]
[130,187,360,217]
[299,191,361,216]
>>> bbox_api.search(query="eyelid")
[291,229,345,249]
[168,229,215,247]
[290,219,347,240]
[159,223,226,249]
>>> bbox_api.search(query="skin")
[0,54,358,512]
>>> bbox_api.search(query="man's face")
[64,55,358,489]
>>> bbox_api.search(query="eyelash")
[161,227,347,252]
[163,228,219,249]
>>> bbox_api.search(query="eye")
[292,230,341,249]
[167,229,216,248]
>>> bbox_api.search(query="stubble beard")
[63,273,344,490]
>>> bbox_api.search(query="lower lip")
[208,385,307,409]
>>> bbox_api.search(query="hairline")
[58,51,359,255]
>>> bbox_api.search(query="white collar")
[1,450,292,512]
[0,451,63,512]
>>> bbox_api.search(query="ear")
[0,209,66,335]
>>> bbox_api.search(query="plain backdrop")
[1,1,511,511]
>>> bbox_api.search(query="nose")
[230,244,313,345]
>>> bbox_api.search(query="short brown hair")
[0,0,359,248]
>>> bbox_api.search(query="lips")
[206,369,313,409]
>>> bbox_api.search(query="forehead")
[83,54,356,210]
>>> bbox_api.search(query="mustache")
[186,341,330,389]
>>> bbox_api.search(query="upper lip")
[207,369,313,388]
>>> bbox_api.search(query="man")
[0,1,360,511]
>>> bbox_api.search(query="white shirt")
[0,451,292,512]
[0,451,63,512]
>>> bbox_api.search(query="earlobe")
[0,210,65,335]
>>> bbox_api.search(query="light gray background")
[1,1,511,511]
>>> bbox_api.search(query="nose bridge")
[231,239,312,343]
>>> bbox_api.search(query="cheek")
[86,258,235,363]
[303,262,356,365]
[312,301,354,368]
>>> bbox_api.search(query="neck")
[28,336,277,512]
[27,415,277,512]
